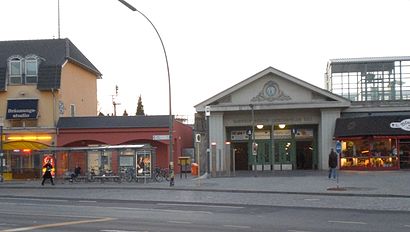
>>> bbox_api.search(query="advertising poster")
[42,155,55,178]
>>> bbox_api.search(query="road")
[0,195,409,232]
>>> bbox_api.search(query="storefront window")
[340,138,399,169]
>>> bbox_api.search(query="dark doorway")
[296,141,313,169]
[399,140,410,169]
[233,143,248,170]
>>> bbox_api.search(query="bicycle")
[153,167,170,182]
[120,167,137,182]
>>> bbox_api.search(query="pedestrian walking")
[41,159,55,186]
[328,148,338,179]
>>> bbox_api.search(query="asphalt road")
[0,196,409,232]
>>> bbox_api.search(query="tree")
[123,109,128,116]
[136,95,145,115]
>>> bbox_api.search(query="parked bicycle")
[120,167,137,182]
[86,168,97,182]
[153,167,170,182]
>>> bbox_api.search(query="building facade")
[194,57,410,174]
[55,116,194,177]
[0,39,101,179]
[194,67,350,173]
[327,57,410,170]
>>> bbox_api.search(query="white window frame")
[9,57,23,84]
[25,57,38,84]
[70,104,76,117]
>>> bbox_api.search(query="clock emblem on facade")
[251,80,291,102]
[265,85,277,97]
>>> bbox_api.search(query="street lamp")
[0,117,4,182]
[249,104,257,177]
[118,0,174,186]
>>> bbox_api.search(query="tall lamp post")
[118,0,174,186]
[249,104,257,177]
[0,117,4,182]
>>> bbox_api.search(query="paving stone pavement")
[1,170,409,197]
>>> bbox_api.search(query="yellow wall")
[0,61,99,128]
[60,62,98,117]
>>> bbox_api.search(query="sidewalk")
[1,170,409,198]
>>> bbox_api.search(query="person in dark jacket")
[41,159,55,186]
[328,148,338,179]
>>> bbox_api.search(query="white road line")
[404,225,410,227]
[101,230,146,232]
[288,230,312,232]
[0,197,68,203]
[288,230,313,232]
[157,203,244,209]
[303,198,320,201]
[78,200,97,203]
[223,225,251,229]
[2,217,115,232]
[167,221,192,224]
[328,220,367,225]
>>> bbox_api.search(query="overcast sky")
[1,0,410,121]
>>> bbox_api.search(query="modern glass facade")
[326,57,410,101]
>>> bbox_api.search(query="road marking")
[288,230,313,232]
[78,200,97,203]
[404,225,410,227]
[303,198,320,201]
[223,225,251,229]
[328,220,367,225]
[1,217,115,232]
[0,197,68,203]
[101,230,147,232]
[167,221,192,224]
[157,203,244,209]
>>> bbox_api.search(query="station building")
[194,57,410,173]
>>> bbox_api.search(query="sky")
[1,0,410,122]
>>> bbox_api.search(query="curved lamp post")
[118,0,174,186]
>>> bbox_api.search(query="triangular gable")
[195,67,350,112]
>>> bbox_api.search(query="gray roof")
[0,38,101,91]
[329,56,410,64]
[57,116,170,129]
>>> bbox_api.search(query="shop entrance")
[274,140,295,170]
[249,140,272,169]
[296,141,313,169]
[232,142,249,170]
[399,139,410,169]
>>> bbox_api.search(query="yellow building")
[0,38,101,179]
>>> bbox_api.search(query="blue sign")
[6,99,38,119]
[335,141,342,154]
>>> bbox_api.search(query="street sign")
[335,141,342,154]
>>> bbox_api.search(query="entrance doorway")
[232,143,248,170]
[399,139,410,169]
[296,141,313,169]
[274,140,295,170]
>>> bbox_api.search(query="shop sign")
[294,129,313,139]
[6,99,38,119]
[231,130,249,141]
[390,119,410,131]
[274,129,292,139]
[153,135,169,140]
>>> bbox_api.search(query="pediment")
[195,67,350,112]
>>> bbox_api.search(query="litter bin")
[191,163,198,176]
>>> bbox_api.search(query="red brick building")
[56,115,193,177]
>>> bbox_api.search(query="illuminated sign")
[390,119,410,131]
[6,99,38,119]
